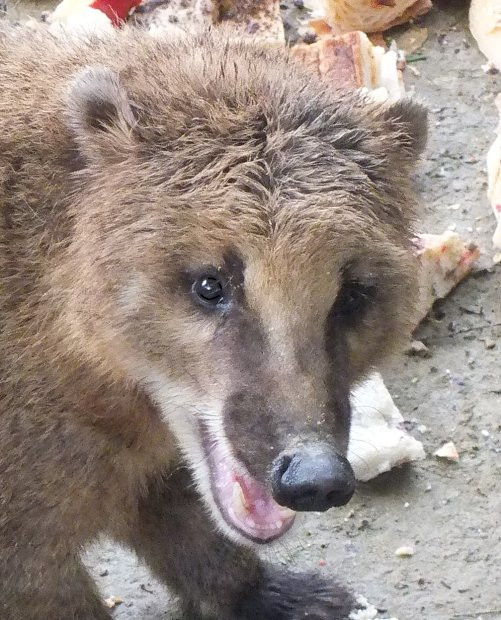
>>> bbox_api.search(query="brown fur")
[0,23,427,619]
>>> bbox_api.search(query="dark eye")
[192,275,225,307]
[333,279,377,323]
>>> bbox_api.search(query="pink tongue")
[235,474,283,524]
[208,443,295,540]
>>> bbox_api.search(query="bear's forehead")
[156,198,400,284]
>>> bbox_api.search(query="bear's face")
[64,40,426,546]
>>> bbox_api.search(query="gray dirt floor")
[5,0,501,618]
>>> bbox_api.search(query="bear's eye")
[333,279,377,324]
[192,276,225,307]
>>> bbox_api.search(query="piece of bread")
[349,373,425,482]
[469,0,501,71]
[487,94,501,257]
[291,30,404,100]
[414,231,481,322]
[323,0,432,34]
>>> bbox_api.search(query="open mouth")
[200,427,296,543]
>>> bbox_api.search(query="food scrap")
[487,93,501,260]
[350,595,399,620]
[103,595,123,608]
[434,441,460,462]
[395,545,415,557]
[348,373,425,482]
[291,30,404,100]
[469,0,501,72]
[415,231,481,323]
[321,0,432,35]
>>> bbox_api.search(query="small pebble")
[303,31,317,44]
[481,429,490,438]
[104,596,123,609]
[395,545,415,557]
[434,441,459,462]
[407,340,431,358]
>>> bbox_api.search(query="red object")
[90,0,142,26]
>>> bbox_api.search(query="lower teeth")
[231,481,250,518]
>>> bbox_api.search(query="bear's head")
[63,32,427,545]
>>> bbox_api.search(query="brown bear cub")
[0,23,426,620]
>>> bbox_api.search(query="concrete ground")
[5,0,501,618]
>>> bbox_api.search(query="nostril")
[277,455,292,478]
[324,479,355,507]
[325,490,339,504]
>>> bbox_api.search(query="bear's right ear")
[66,66,136,163]
[381,98,428,160]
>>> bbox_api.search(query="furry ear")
[382,99,428,159]
[66,66,136,162]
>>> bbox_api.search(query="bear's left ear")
[381,98,428,160]
[66,66,136,163]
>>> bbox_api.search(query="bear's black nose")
[271,445,355,512]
